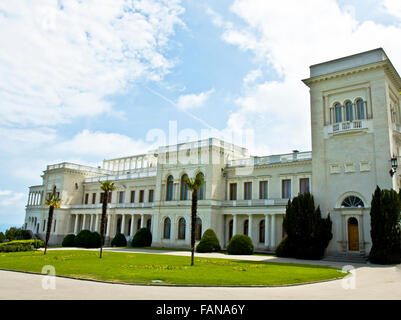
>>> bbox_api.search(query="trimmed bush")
[62,234,76,247]
[131,228,152,247]
[111,233,127,247]
[226,234,254,255]
[196,229,221,253]
[74,230,102,248]
[0,239,44,252]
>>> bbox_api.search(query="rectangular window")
[118,191,125,203]
[282,179,291,199]
[148,189,154,203]
[229,183,237,200]
[259,181,268,199]
[92,193,96,204]
[139,190,144,203]
[130,190,135,203]
[100,192,104,203]
[108,192,112,203]
[299,178,310,194]
[84,193,89,204]
[244,182,252,200]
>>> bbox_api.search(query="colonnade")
[27,191,44,206]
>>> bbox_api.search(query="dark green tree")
[276,192,332,259]
[0,232,5,243]
[369,186,401,264]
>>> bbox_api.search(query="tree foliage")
[369,186,401,264]
[276,192,332,260]
[5,227,31,241]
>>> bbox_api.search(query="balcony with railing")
[330,120,367,134]
[222,199,289,207]
[69,202,154,210]
[47,162,113,175]
[227,151,312,168]
[84,167,157,183]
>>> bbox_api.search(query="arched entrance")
[348,217,359,251]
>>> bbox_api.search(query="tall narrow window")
[139,190,144,203]
[195,218,202,241]
[130,190,135,203]
[229,183,237,200]
[180,174,188,200]
[166,176,174,201]
[244,182,252,200]
[259,220,265,243]
[282,179,291,199]
[92,193,96,204]
[147,218,152,231]
[118,191,124,203]
[356,99,365,120]
[178,218,186,240]
[108,192,112,203]
[243,219,249,236]
[197,172,205,200]
[345,101,353,121]
[163,217,171,239]
[259,181,268,199]
[335,103,342,123]
[84,193,89,204]
[148,190,154,203]
[299,178,310,194]
[228,220,233,241]
[100,192,104,203]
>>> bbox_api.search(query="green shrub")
[275,235,294,257]
[0,239,44,252]
[196,229,221,253]
[62,234,76,247]
[111,233,127,247]
[74,230,102,248]
[131,228,152,247]
[226,234,254,255]
[5,227,32,241]
[0,232,5,243]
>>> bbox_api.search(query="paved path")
[0,248,400,300]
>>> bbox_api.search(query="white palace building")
[24,48,401,257]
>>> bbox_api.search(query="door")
[348,217,359,251]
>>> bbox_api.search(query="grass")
[0,250,346,286]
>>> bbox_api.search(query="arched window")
[178,218,186,240]
[228,219,233,241]
[196,172,205,200]
[147,218,151,231]
[243,219,249,236]
[335,103,343,123]
[259,220,265,243]
[356,99,365,120]
[341,196,364,208]
[345,101,353,121]
[180,174,188,200]
[166,175,174,201]
[163,217,171,239]
[195,218,202,241]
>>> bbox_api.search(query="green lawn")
[0,250,345,286]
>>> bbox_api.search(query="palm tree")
[99,180,115,258]
[44,186,61,255]
[185,173,204,266]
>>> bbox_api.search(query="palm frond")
[100,180,116,192]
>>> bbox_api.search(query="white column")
[82,215,87,230]
[89,215,93,231]
[233,214,238,236]
[121,214,126,235]
[106,214,111,237]
[74,215,79,234]
[130,214,135,237]
[140,214,144,228]
[248,215,253,243]
[270,214,276,248]
[264,214,270,248]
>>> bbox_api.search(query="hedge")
[131,228,152,247]
[62,234,76,247]
[196,229,221,253]
[74,230,102,248]
[111,233,127,247]
[0,239,44,252]
[226,234,254,255]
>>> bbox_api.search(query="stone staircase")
[323,252,368,264]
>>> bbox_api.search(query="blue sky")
[1,0,401,228]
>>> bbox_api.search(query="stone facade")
[24,48,401,256]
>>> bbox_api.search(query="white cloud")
[0,0,184,127]
[243,69,262,85]
[0,190,25,207]
[176,89,214,110]
[212,0,401,154]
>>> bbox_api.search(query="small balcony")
[328,120,368,135]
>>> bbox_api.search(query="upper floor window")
[84,193,89,204]
[92,193,96,204]
[166,175,174,201]
[335,103,342,123]
[118,191,124,203]
[139,190,144,203]
[130,190,135,203]
[148,189,154,203]
[180,174,188,200]
[282,179,291,199]
[356,99,365,120]
[299,178,310,194]
[345,101,353,121]
[229,183,237,200]
[244,182,252,200]
[259,181,268,199]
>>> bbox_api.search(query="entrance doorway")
[348,217,359,251]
